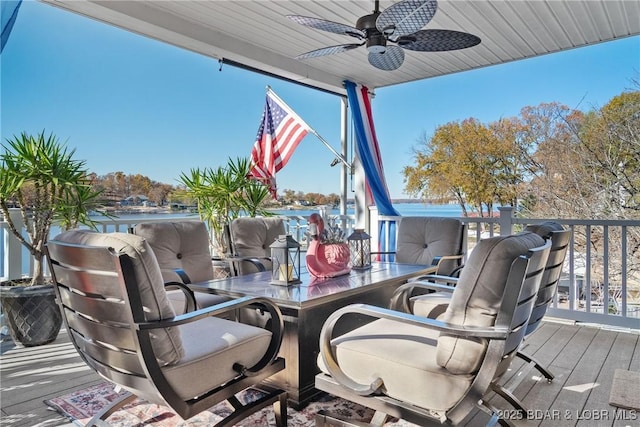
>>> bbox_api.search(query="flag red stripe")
[249,91,311,198]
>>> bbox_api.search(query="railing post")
[498,206,514,236]
[368,205,378,254]
[3,208,24,280]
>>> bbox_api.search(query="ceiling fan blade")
[368,45,405,71]
[397,29,481,51]
[287,15,365,39]
[296,43,364,60]
[376,0,438,39]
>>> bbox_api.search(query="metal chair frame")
[315,239,551,427]
[46,239,287,426]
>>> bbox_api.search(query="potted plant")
[0,131,103,346]
[179,157,271,271]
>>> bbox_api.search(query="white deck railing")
[2,207,638,329]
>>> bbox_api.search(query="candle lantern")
[348,229,371,270]
[270,234,301,285]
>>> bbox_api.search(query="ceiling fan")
[287,0,480,71]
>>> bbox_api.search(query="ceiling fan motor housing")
[288,0,480,71]
[357,12,387,53]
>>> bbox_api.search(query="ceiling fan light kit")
[288,0,480,71]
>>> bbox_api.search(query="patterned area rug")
[44,382,417,426]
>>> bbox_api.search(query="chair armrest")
[139,296,284,375]
[389,280,456,312]
[164,281,197,313]
[449,264,465,278]
[431,254,464,266]
[227,256,269,272]
[408,273,459,286]
[319,303,508,396]
[172,268,192,284]
[431,254,464,275]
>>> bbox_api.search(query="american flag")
[249,90,310,198]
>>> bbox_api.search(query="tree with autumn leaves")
[403,88,640,292]
[403,117,525,217]
[403,89,640,220]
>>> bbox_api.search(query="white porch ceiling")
[42,0,640,95]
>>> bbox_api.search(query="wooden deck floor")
[1,318,638,427]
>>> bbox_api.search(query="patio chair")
[228,217,286,276]
[390,223,570,417]
[132,221,231,314]
[45,229,287,426]
[315,232,550,427]
[374,216,467,276]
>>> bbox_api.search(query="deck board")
[537,327,615,427]
[1,320,638,427]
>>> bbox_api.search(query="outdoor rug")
[44,381,418,426]
[609,369,640,411]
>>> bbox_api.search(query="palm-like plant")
[179,157,271,255]
[0,131,102,285]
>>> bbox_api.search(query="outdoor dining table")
[188,261,437,408]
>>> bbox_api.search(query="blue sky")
[2,1,639,199]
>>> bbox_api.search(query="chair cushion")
[524,222,568,335]
[164,316,273,400]
[524,221,565,239]
[412,291,452,319]
[396,217,464,275]
[437,232,545,374]
[318,318,473,412]
[165,289,230,315]
[52,229,184,366]
[231,217,285,275]
[134,221,214,283]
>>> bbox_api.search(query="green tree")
[403,118,524,217]
[0,131,102,285]
[179,157,271,254]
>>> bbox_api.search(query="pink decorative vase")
[306,242,351,278]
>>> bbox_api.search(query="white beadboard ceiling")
[42,0,640,95]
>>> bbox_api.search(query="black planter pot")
[0,284,62,347]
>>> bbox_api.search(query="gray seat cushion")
[412,291,452,319]
[134,221,214,283]
[134,221,229,313]
[524,221,565,239]
[164,316,273,401]
[437,232,545,374]
[396,217,464,275]
[318,318,472,412]
[230,217,285,275]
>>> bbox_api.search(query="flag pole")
[267,86,351,169]
[308,128,351,169]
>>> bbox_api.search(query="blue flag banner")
[345,80,400,259]
[1,0,22,53]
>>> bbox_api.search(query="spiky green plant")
[178,157,271,255]
[0,131,103,285]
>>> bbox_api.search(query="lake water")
[87,202,463,223]
[5,203,463,276]
[278,202,464,218]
